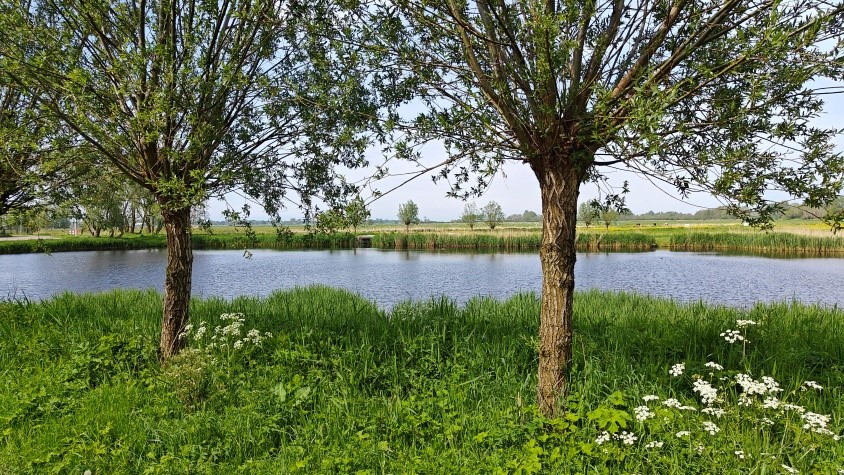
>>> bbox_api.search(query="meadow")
[1,288,842,473]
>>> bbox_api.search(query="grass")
[1,288,842,473]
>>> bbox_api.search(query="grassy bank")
[0,232,358,255]
[2,288,842,473]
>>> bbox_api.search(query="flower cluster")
[692,379,718,406]
[720,329,744,344]
[634,405,654,422]
[669,363,685,377]
[178,313,272,353]
[594,430,638,446]
[702,421,720,436]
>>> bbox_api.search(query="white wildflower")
[734,450,745,459]
[801,412,832,435]
[675,431,690,438]
[642,395,660,402]
[762,397,781,410]
[781,464,799,474]
[701,407,726,418]
[595,431,611,445]
[782,404,806,414]
[679,405,698,411]
[233,339,244,349]
[645,441,663,449]
[634,406,654,422]
[761,376,782,393]
[614,431,638,445]
[720,329,744,343]
[736,319,757,328]
[702,421,720,436]
[760,417,775,426]
[693,379,718,406]
[663,398,682,409]
[735,373,774,396]
[669,363,685,377]
[801,381,823,391]
[704,361,724,371]
[738,394,753,407]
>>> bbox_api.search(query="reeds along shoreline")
[669,231,844,253]
[3,229,844,255]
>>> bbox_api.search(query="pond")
[2,248,844,308]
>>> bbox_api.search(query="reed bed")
[0,232,358,255]
[1,288,842,473]
[670,231,844,253]
[575,231,657,250]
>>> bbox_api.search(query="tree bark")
[533,160,581,417]
[159,205,193,359]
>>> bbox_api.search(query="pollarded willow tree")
[0,0,383,358]
[370,0,844,415]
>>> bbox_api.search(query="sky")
[208,86,844,223]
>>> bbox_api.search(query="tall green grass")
[1,288,842,473]
[0,232,358,255]
[670,231,844,253]
[371,231,658,251]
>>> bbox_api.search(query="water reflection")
[2,248,843,308]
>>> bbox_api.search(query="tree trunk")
[533,161,581,417]
[159,205,193,359]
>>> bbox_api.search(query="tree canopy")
[0,0,385,357]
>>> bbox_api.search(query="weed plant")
[1,288,842,473]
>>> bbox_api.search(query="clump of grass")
[575,231,657,250]
[1,288,842,472]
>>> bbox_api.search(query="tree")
[578,202,599,228]
[345,196,369,234]
[375,1,844,415]
[482,201,505,230]
[0,50,73,218]
[601,209,619,230]
[461,202,480,229]
[398,200,420,232]
[315,208,347,234]
[1,0,380,358]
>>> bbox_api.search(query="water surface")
[2,249,843,308]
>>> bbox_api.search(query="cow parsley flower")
[663,398,682,409]
[669,363,685,377]
[720,329,744,343]
[704,361,724,371]
[614,431,638,445]
[736,319,757,328]
[634,406,654,422]
[645,441,664,449]
[701,407,726,418]
[693,379,718,406]
[762,397,781,409]
[595,431,611,445]
[702,421,720,435]
[642,394,660,402]
[734,450,745,459]
[801,380,823,391]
